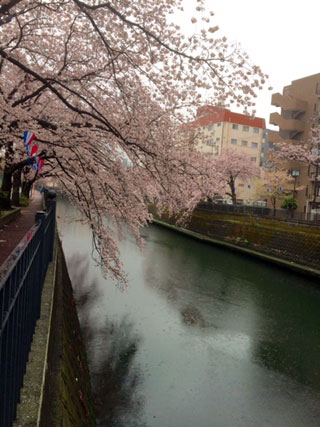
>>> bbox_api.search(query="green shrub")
[19,195,29,207]
[281,195,298,210]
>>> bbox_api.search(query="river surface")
[57,200,320,427]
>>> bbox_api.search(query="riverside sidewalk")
[0,193,43,266]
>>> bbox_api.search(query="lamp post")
[312,164,319,209]
[291,170,300,218]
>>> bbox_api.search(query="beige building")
[190,106,266,203]
[269,73,320,214]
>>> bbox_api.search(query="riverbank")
[14,236,96,426]
[150,206,320,280]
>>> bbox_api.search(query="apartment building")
[269,73,320,213]
[261,129,279,168]
[189,106,266,202]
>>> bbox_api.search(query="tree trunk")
[21,180,28,198]
[229,176,237,205]
[0,166,12,209]
[0,141,14,209]
[272,196,276,216]
[21,180,33,199]
[12,169,22,206]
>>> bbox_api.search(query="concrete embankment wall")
[14,237,96,426]
[0,208,20,227]
[150,206,320,279]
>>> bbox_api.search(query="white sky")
[178,0,320,128]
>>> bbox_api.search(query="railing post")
[35,211,46,225]
[46,190,56,262]
[35,211,46,312]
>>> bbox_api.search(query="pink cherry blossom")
[0,0,268,285]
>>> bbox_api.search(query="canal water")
[57,200,320,427]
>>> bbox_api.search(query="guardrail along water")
[0,192,56,427]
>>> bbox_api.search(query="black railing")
[197,202,320,224]
[0,191,56,427]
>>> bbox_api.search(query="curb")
[13,243,57,426]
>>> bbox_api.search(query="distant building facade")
[260,129,279,168]
[269,73,320,213]
[189,106,266,203]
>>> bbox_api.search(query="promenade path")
[0,192,42,266]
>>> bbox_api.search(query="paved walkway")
[0,193,43,266]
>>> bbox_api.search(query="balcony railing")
[269,113,305,133]
[271,93,307,112]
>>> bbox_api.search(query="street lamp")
[291,170,300,218]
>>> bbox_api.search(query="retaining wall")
[150,206,320,277]
[14,237,96,426]
[0,208,20,227]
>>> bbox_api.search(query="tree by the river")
[212,149,260,205]
[0,0,268,284]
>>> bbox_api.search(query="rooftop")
[192,106,266,129]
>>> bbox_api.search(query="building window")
[241,141,248,147]
[231,139,237,145]
[217,122,221,127]
[243,125,249,132]
[232,124,238,130]
[253,127,259,134]
[216,137,220,142]
[207,139,214,146]
[208,124,214,131]
[251,157,257,162]
[306,185,308,196]
[251,142,258,148]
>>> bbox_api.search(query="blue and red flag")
[24,132,46,172]
[30,144,38,157]
[24,131,36,146]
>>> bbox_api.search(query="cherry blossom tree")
[274,122,320,210]
[0,0,268,284]
[212,149,260,204]
[254,169,294,214]
[275,142,320,167]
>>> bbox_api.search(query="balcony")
[268,133,301,146]
[268,132,282,144]
[269,112,305,133]
[271,93,307,112]
[308,172,320,182]
[307,195,320,204]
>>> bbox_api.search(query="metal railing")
[196,202,320,225]
[0,191,56,427]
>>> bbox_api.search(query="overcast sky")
[178,0,320,128]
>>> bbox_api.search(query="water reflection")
[89,317,144,426]
[141,226,320,394]
[58,200,320,427]
[180,305,208,328]
[66,252,144,426]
